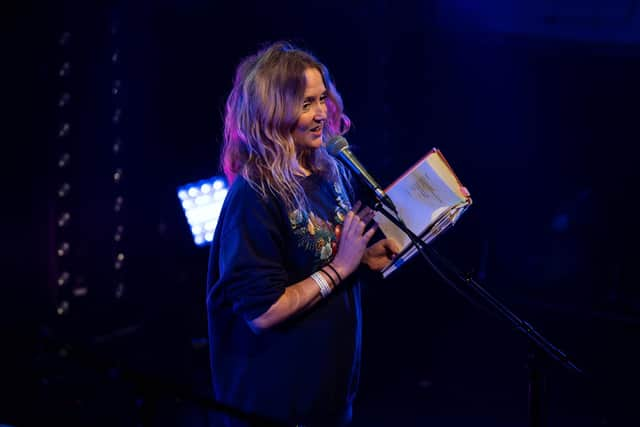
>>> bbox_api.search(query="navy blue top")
[206,174,361,427]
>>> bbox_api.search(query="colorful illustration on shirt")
[289,209,338,262]
[289,179,351,264]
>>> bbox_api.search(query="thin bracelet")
[319,267,337,289]
[325,263,342,284]
[311,272,331,298]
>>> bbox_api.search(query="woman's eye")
[303,103,311,110]
[320,95,328,103]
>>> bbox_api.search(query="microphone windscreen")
[326,135,349,157]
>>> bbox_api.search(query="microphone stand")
[372,202,583,427]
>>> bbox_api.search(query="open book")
[374,148,472,278]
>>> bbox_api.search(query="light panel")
[177,176,228,246]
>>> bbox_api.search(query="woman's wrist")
[311,271,332,297]
[324,263,342,285]
[318,268,334,289]
[312,264,341,298]
[327,261,348,283]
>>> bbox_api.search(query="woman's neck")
[295,155,313,177]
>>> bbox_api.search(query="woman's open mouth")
[309,125,323,134]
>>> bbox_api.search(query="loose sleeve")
[209,181,288,323]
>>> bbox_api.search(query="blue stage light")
[177,176,228,246]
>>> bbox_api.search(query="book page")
[374,154,465,251]
[427,150,467,199]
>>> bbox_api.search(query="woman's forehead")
[303,68,326,95]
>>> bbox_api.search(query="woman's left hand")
[362,238,401,272]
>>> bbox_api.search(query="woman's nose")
[314,103,327,121]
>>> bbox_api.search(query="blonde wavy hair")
[221,41,351,213]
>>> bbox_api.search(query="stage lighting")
[177,177,228,246]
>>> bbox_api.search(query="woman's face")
[292,68,328,151]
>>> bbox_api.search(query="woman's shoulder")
[227,175,253,196]
[225,175,282,213]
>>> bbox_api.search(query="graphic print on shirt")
[289,179,351,266]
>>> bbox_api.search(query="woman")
[207,41,399,427]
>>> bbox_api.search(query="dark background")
[3,0,640,426]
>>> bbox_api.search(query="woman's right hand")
[330,202,377,280]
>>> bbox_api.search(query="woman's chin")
[295,135,324,151]
[304,139,323,150]
[311,135,324,147]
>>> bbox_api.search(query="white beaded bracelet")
[311,271,331,298]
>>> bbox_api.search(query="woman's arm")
[249,273,329,331]
[250,207,375,332]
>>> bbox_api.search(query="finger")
[384,238,401,254]
[362,224,378,244]
[357,206,372,220]
[357,217,366,234]
[340,211,354,236]
[354,203,369,217]
[343,203,362,233]
[344,211,362,238]
[362,209,375,225]
[345,215,364,239]
[355,206,374,230]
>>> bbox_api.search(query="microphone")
[326,136,398,214]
